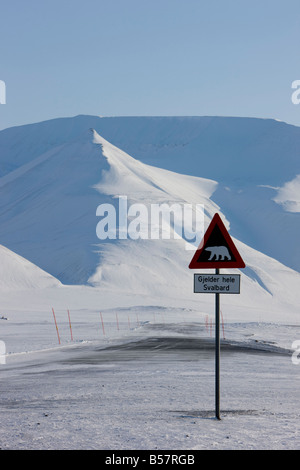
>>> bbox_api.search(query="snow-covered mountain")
[0,244,61,291]
[0,115,299,320]
[0,115,299,271]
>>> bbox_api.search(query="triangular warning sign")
[189,213,245,269]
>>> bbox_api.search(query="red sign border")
[189,213,246,269]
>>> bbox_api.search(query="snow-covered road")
[1,321,299,450]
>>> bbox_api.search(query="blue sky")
[1,0,300,130]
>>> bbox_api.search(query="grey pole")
[215,268,221,420]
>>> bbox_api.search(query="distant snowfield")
[0,116,299,450]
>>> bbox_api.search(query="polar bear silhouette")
[205,246,231,261]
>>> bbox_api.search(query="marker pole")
[100,312,105,336]
[215,268,221,420]
[52,308,61,345]
[67,309,73,341]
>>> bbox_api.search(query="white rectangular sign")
[194,273,240,294]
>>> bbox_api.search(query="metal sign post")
[215,268,220,420]
[189,213,246,421]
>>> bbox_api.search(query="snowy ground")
[1,292,300,450]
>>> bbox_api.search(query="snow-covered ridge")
[0,115,299,271]
[0,123,298,324]
[1,114,299,186]
[0,244,61,290]
[92,131,218,208]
